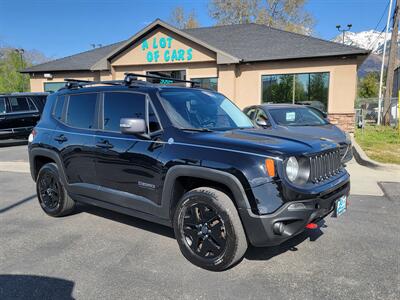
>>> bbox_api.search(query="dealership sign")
[141,36,193,63]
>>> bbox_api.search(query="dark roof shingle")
[183,23,369,62]
[23,41,125,73]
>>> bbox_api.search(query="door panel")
[94,91,165,209]
[95,132,165,206]
[57,93,98,187]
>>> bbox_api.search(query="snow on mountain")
[331,30,395,54]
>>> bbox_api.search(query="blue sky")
[0,0,392,59]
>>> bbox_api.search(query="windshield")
[159,89,254,130]
[269,107,328,126]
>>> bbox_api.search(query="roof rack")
[61,79,125,90]
[59,73,200,91]
[124,73,199,88]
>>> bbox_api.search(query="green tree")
[209,0,314,35]
[0,49,30,93]
[358,72,379,98]
[170,6,200,29]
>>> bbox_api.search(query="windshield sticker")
[286,112,295,122]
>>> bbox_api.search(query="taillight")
[28,128,37,143]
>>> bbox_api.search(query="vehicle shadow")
[76,203,175,239]
[0,274,75,300]
[0,194,36,214]
[245,220,326,261]
[0,139,28,148]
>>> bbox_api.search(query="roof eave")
[102,19,240,66]
[240,51,370,64]
[21,68,92,74]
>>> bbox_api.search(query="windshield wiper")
[180,127,213,132]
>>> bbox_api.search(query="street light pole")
[14,48,25,92]
[336,24,353,43]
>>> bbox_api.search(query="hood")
[271,124,347,144]
[179,127,340,157]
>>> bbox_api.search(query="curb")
[351,136,400,170]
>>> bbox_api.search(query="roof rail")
[61,79,125,90]
[124,73,199,88]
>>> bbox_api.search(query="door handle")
[54,134,67,143]
[96,140,113,149]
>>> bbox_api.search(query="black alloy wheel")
[173,187,247,271]
[38,172,61,212]
[182,203,227,259]
[36,163,75,217]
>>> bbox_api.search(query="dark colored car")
[244,104,353,163]
[0,93,48,141]
[28,74,349,271]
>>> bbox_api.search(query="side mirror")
[120,118,146,135]
[256,119,270,127]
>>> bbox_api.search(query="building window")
[192,77,218,91]
[262,72,329,112]
[44,82,65,93]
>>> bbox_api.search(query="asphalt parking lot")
[0,145,399,300]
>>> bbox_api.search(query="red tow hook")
[305,223,318,229]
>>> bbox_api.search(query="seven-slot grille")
[309,149,342,183]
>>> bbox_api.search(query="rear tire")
[173,187,247,271]
[36,163,75,217]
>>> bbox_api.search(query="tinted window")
[53,96,66,121]
[159,89,253,130]
[262,72,329,112]
[246,108,257,120]
[66,93,97,129]
[8,97,36,112]
[103,92,146,132]
[148,102,161,132]
[0,98,5,114]
[192,77,218,91]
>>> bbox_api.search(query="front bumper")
[239,178,350,247]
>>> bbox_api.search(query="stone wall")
[328,113,355,132]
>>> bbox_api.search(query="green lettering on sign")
[141,36,193,63]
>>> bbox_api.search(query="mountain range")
[331,30,399,77]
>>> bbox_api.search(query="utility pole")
[378,0,394,125]
[383,0,399,125]
[336,24,352,43]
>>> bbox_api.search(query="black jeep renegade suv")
[28,74,350,271]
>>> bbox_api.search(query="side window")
[53,96,66,121]
[0,98,6,114]
[8,97,35,112]
[148,102,161,133]
[66,93,97,129]
[255,109,270,125]
[246,108,257,120]
[103,92,145,132]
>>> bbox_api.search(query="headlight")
[286,156,299,182]
[285,156,310,184]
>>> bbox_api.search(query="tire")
[173,187,247,271]
[36,162,75,217]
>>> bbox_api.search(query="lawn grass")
[355,125,400,164]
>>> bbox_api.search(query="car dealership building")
[23,19,369,131]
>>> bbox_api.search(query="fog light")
[288,203,306,211]
[273,222,284,235]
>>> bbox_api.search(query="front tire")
[36,163,75,217]
[173,187,247,271]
